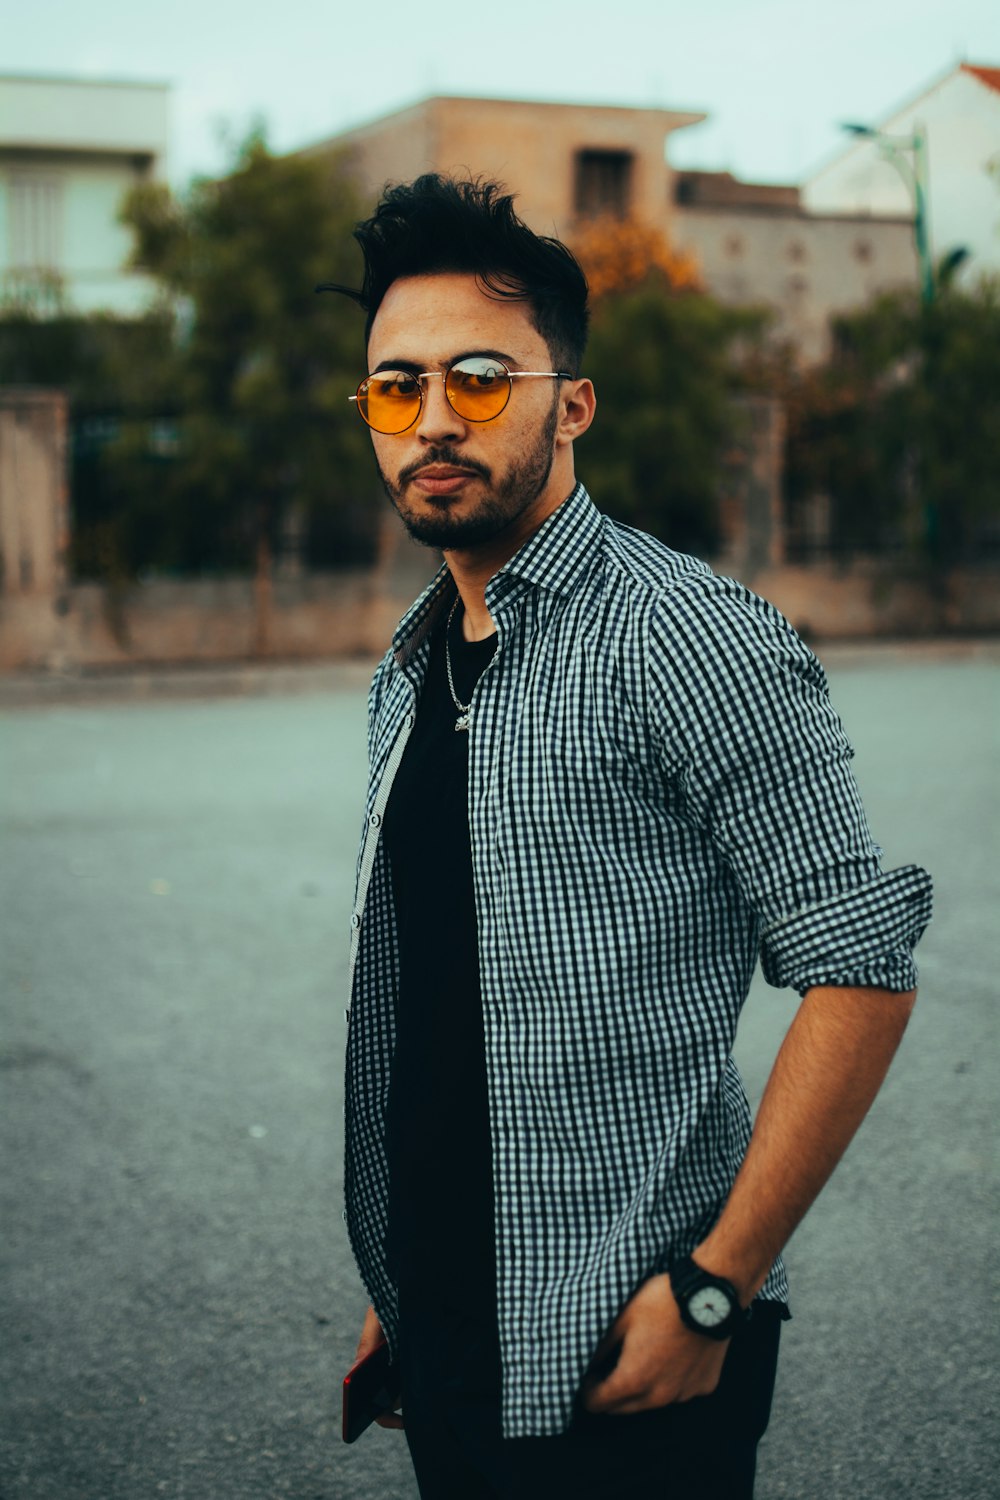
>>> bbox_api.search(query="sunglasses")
[351,355,571,435]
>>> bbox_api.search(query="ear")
[555,378,597,448]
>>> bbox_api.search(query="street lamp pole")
[842,121,934,304]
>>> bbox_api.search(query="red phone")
[342,1340,401,1443]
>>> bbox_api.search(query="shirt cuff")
[760,864,932,996]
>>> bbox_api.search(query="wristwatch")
[668,1255,749,1341]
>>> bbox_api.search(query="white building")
[0,74,170,316]
[803,62,1000,287]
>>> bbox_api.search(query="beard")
[375,401,559,550]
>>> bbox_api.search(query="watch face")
[688,1286,732,1328]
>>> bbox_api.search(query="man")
[325,176,931,1499]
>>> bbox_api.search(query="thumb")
[583,1321,626,1387]
[355,1305,387,1361]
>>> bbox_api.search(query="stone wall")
[1,386,996,674]
[2,547,997,674]
[0,388,70,596]
[750,562,1000,641]
[0,569,422,672]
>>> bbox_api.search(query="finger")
[592,1319,626,1359]
[591,1362,722,1414]
[582,1351,651,1406]
[355,1337,386,1362]
[583,1378,657,1415]
[594,1391,668,1416]
[584,1338,624,1386]
[375,1411,405,1430]
[355,1307,386,1360]
[582,1338,669,1412]
[584,1310,629,1375]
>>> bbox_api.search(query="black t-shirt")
[381,600,499,1314]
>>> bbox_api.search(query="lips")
[410,465,481,496]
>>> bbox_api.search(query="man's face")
[364,273,564,551]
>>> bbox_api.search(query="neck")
[444,470,574,641]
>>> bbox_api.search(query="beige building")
[304,95,705,242]
[0,74,169,315]
[305,94,918,363]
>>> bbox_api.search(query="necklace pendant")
[454,711,470,733]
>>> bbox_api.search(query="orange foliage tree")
[571,216,703,300]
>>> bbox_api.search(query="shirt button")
[404,713,414,728]
[369,812,381,828]
[350,913,360,930]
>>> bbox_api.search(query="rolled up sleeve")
[650,576,933,996]
[759,863,932,995]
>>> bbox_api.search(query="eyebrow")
[370,348,520,375]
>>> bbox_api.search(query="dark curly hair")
[318,174,589,376]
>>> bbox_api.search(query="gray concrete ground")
[1,641,997,1499]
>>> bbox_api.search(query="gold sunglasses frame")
[350,356,571,435]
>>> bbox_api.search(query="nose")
[415,372,465,445]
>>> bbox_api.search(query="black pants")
[398,1291,783,1500]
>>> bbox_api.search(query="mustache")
[397,447,492,485]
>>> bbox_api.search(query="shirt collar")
[487,483,603,604]
[391,561,452,666]
[391,482,603,665]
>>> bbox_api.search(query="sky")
[4,0,998,187]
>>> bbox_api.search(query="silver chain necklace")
[445,594,499,732]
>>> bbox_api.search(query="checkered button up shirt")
[344,483,932,1437]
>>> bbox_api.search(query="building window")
[8,175,64,271]
[854,239,874,264]
[787,240,807,263]
[574,150,633,219]
[724,234,745,259]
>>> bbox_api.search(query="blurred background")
[1,0,999,663]
[1,3,998,1497]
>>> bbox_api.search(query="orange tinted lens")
[445,358,511,421]
[360,371,422,433]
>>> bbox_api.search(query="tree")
[775,278,1000,566]
[579,271,766,556]
[0,309,183,584]
[123,130,374,650]
[572,217,702,300]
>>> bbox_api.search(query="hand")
[581,1274,728,1416]
[355,1304,404,1430]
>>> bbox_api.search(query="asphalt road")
[1,644,997,1500]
